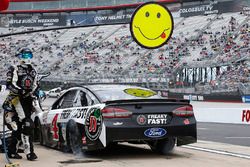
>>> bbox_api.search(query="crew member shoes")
[7,152,22,159]
[26,152,38,161]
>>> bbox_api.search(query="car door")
[68,89,98,123]
[74,89,106,144]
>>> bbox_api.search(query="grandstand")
[0,0,249,101]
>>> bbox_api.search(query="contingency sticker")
[85,108,103,141]
[124,88,157,98]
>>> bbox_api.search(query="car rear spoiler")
[105,98,190,105]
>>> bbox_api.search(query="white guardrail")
[192,101,250,124]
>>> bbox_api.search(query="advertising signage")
[66,9,134,26]
[179,0,249,17]
[1,0,249,28]
[9,15,67,27]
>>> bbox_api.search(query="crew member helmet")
[16,48,33,64]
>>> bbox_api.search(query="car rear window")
[94,88,161,102]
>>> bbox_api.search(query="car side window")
[73,90,97,107]
[51,96,64,110]
[74,91,88,107]
[51,90,77,109]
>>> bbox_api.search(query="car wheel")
[66,120,82,155]
[150,137,176,155]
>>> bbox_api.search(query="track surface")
[1,141,250,167]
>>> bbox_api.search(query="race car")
[34,84,197,154]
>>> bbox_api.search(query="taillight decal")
[102,107,132,118]
[173,106,194,117]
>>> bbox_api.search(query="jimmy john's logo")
[21,76,34,89]
[85,108,102,141]
[137,115,146,125]
[137,114,168,125]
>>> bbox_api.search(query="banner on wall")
[66,10,134,26]
[1,0,249,28]
[8,15,67,27]
[179,0,249,17]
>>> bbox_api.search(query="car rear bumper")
[105,124,196,142]
[85,117,197,150]
[103,117,196,146]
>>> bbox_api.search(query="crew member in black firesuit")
[2,48,38,161]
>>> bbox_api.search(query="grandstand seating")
[0,12,249,92]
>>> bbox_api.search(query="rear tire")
[150,137,176,155]
[66,120,82,155]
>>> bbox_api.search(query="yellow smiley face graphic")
[124,88,157,98]
[130,2,174,49]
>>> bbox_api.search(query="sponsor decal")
[85,108,103,141]
[8,15,67,27]
[60,109,71,119]
[124,88,157,98]
[60,108,88,120]
[137,115,146,125]
[147,114,168,125]
[184,119,190,125]
[71,108,88,119]
[137,114,168,125]
[179,0,241,17]
[242,110,250,123]
[21,76,34,89]
[144,128,167,138]
[160,91,168,97]
[183,94,204,101]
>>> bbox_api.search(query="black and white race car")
[34,84,197,154]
